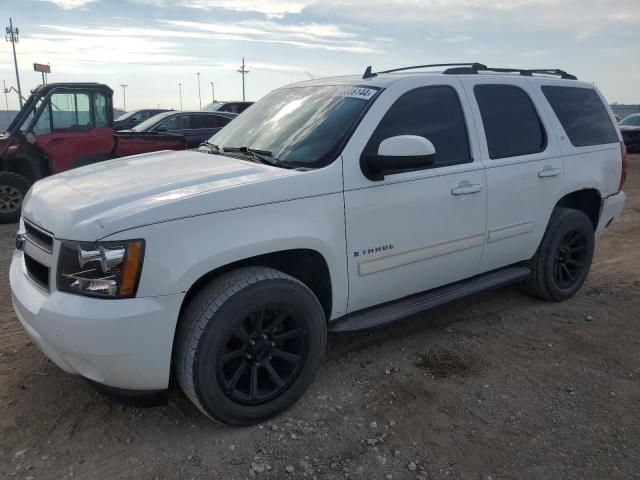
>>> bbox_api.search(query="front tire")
[523,207,595,301]
[0,171,30,224]
[174,267,327,426]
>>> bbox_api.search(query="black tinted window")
[474,85,546,159]
[542,86,618,147]
[364,86,471,167]
[192,115,230,129]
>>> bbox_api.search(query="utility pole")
[2,80,8,112]
[5,17,22,108]
[119,84,128,111]
[237,57,249,101]
[197,72,201,110]
[210,81,215,102]
[178,82,182,111]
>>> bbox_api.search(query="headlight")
[57,239,145,298]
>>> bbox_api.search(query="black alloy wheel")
[218,305,308,405]
[553,229,588,289]
[522,207,595,302]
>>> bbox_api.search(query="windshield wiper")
[201,141,221,154]
[221,146,292,168]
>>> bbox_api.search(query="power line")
[5,17,22,108]
[237,57,249,102]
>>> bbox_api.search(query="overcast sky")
[0,0,638,111]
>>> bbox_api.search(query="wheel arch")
[554,188,602,230]
[0,150,49,184]
[177,248,334,324]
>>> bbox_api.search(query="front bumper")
[10,249,184,390]
[596,191,626,238]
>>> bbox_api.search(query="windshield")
[209,85,381,168]
[621,115,640,127]
[203,102,224,112]
[115,110,137,121]
[16,96,46,133]
[130,111,173,132]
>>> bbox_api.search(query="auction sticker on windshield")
[337,86,378,100]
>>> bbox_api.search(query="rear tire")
[174,266,327,426]
[522,207,595,302]
[0,171,30,224]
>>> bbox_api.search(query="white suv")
[10,63,627,425]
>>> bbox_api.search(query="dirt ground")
[1,157,639,480]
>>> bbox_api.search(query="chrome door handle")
[451,182,482,195]
[538,166,561,178]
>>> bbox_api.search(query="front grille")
[24,219,54,253]
[24,254,50,291]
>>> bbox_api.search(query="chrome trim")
[23,218,54,254]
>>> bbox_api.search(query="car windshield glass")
[621,115,640,126]
[210,85,381,168]
[115,111,137,121]
[203,102,224,112]
[131,111,174,131]
[18,96,45,133]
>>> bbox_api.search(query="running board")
[329,266,530,333]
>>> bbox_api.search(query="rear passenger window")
[542,86,618,147]
[474,85,546,159]
[364,86,472,167]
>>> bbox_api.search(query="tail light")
[619,141,628,192]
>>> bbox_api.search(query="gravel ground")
[1,156,639,480]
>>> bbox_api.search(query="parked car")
[619,114,640,152]
[126,111,236,148]
[0,83,187,223]
[114,108,171,130]
[203,101,253,114]
[11,63,626,426]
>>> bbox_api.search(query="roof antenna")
[362,66,376,79]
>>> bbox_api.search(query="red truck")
[0,83,187,223]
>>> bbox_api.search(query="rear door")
[33,90,114,173]
[459,77,565,273]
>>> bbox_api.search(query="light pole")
[197,72,202,110]
[237,57,249,102]
[119,84,128,111]
[2,80,8,112]
[178,82,182,111]
[5,17,22,108]
[210,81,215,103]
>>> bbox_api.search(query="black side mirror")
[360,135,436,181]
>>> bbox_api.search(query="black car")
[114,109,172,131]
[203,101,253,114]
[619,114,640,153]
[128,111,236,148]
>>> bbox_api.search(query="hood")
[22,150,310,240]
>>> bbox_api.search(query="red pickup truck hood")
[22,149,309,240]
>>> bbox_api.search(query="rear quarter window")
[541,86,618,147]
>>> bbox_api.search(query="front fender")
[102,192,349,320]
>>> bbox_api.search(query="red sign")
[33,63,51,74]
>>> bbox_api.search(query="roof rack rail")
[362,63,577,80]
[362,63,485,79]
[442,64,577,80]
